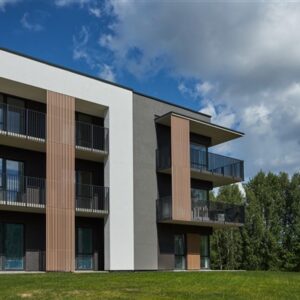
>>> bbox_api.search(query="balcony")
[157,147,244,187]
[0,174,109,216]
[75,183,109,216]
[0,174,46,212]
[0,103,46,139]
[75,121,109,161]
[157,196,245,227]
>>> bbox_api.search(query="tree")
[210,184,244,270]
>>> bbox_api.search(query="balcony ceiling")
[155,112,244,146]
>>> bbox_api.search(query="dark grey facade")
[132,93,214,270]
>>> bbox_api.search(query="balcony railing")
[0,174,110,214]
[75,184,109,213]
[0,103,46,140]
[157,196,245,225]
[157,147,244,180]
[0,174,46,208]
[75,121,109,152]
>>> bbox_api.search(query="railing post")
[26,109,28,137]
[91,124,93,150]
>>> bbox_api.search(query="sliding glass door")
[7,97,25,135]
[191,189,208,220]
[76,227,93,270]
[0,223,24,270]
[0,95,4,131]
[174,234,186,270]
[0,158,24,203]
[190,143,208,169]
[200,235,210,269]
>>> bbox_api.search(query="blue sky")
[1,0,300,178]
[0,0,195,110]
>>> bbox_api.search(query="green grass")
[0,271,299,300]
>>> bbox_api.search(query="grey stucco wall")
[132,93,211,270]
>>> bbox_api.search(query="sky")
[1,0,300,180]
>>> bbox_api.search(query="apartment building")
[0,48,244,272]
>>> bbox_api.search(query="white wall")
[0,50,135,270]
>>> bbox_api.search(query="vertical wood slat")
[187,233,200,270]
[46,90,75,272]
[171,115,191,221]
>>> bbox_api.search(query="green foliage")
[210,171,300,271]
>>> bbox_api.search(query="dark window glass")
[4,223,24,270]
[76,171,93,209]
[191,189,209,220]
[77,227,93,270]
[7,97,25,134]
[191,188,208,207]
[76,113,92,148]
[200,235,210,269]
[190,143,208,169]
[0,95,4,131]
[0,224,3,270]
[2,159,24,202]
[174,234,186,270]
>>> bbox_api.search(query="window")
[0,94,4,131]
[7,97,25,135]
[0,158,24,202]
[174,234,186,270]
[191,189,208,220]
[76,171,93,209]
[1,223,25,270]
[200,235,210,269]
[76,227,93,270]
[190,143,208,169]
[76,113,93,148]
[191,189,208,208]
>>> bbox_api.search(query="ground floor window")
[174,234,186,270]
[76,227,93,270]
[200,235,210,269]
[0,223,24,270]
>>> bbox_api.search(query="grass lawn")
[0,271,299,300]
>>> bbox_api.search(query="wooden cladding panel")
[171,115,191,221]
[46,91,75,272]
[187,233,200,270]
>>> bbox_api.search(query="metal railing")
[157,196,245,224]
[0,174,46,207]
[75,121,109,152]
[0,174,110,214]
[75,184,109,213]
[157,147,244,180]
[0,103,46,140]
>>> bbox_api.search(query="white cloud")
[55,0,91,7]
[73,26,116,82]
[89,6,101,18]
[20,12,43,32]
[196,81,214,96]
[0,0,21,11]
[98,64,115,82]
[100,1,300,177]
[72,25,95,67]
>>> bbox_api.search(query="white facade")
[0,50,135,270]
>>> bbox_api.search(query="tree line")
[210,171,300,271]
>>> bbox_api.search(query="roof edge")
[0,47,211,119]
[155,111,245,136]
